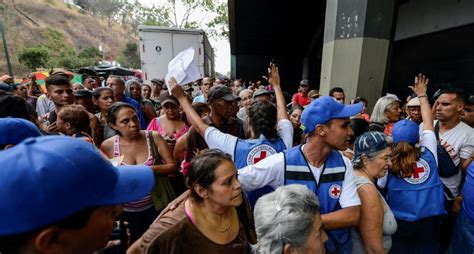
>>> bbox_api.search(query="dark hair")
[439,87,467,104]
[0,206,97,253]
[106,102,136,134]
[249,100,278,140]
[349,118,369,144]
[192,102,211,117]
[186,149,233,202]
[142,84,152,91]
[58,105,90,133]
[0,95,37,123]
[391,142,421,177]
[290,105,303,115]
[45,75,71,91]
[468,94,474,105]
[353,97,368,106]
[93,87,114,101]
[329,87,345,97]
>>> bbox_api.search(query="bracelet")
[417,95,427,98]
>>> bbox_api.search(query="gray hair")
[370,96,398,124]
[352,147,387,169]
[238,88,252,98]
[253,184,320,254]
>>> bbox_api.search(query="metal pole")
[0,20,13,77]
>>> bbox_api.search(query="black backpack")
[434,122,460,183]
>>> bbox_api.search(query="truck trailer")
[138,25,215,83]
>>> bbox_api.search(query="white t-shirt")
[238,145,361,208]
[204,119,294,161]
[420,121,474,197]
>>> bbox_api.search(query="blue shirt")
[121,96,147,129]
[192,95,206,103]
[462,162,474,221]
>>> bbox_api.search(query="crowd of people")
[0,65,473,254]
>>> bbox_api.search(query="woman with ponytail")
[386,74,446,254]
[169,63,293,207]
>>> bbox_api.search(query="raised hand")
[412,73,429,96]
[268,63,280,87]
[169,77,185,99]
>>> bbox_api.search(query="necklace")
[215,213,231,233]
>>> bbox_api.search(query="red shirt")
[292,93,310,107]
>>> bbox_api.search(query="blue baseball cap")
[0,136,154,236]
[0,118,42,146]
[392,119,419,145]
[301,96,363,134]
[353,131,391,162]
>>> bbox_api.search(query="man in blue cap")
[238,95,363,253]
[0,136,154,253]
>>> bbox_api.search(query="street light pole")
[0,20,14,77]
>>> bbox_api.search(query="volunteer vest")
[387,147,446,222]
[284,145,351,254]
[235,138,287,207]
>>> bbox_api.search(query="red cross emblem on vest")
[328,184,342,199]
[253,151,267,164]
[412,164,425,179]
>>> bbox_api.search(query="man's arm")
[238,153,285,192]
[321,205,360,230]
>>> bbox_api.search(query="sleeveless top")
[147,116,189,140]
[114,131,154,212]
[351,176,397,253]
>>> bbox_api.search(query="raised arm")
[412,74,433,131]
[169,78,209,137]
[268,63,288,121]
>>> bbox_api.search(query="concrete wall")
[395,0,474,40]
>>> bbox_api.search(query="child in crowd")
[56,104,94,144]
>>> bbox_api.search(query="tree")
[118,41,140,69]
[78,46,102,66]
[206,1,229,39]
[17,46,51,71]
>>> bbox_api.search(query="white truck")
[138,25,215,82]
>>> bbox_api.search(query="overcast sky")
[137,0,230,75]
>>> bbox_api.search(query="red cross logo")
[328,184,342,199]
[253,151,267,164]
[412,165,425,179]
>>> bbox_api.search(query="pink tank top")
[114,131,154,212]
[147,117,189,140]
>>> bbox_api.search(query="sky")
[138,0,230,75]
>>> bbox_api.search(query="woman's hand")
[169,77,185,100]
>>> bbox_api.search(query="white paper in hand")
[165,47,201,93]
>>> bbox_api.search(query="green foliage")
[118,41,140,69]
[206,2,229,39]
[17,28,103,70]
[17,46,51,71]
[78,46,102,66]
